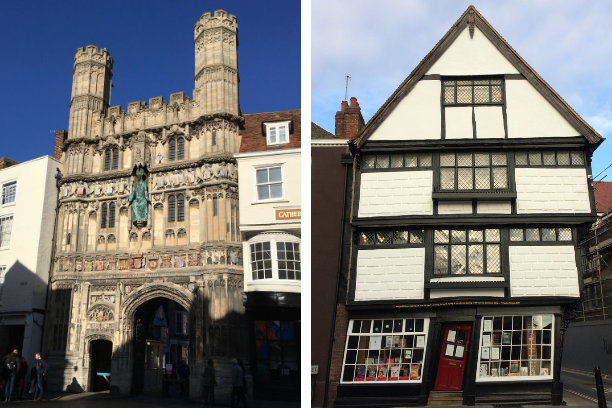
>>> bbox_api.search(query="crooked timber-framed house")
[46,10,250,398]
[328,6,601,407]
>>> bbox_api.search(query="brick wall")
[335,97,365,139]
[54,130,68,160]
[327,303,348,408]
[515,168,590,214]
[477,201,512,214]
[355,248,425,301]
[0,157,19,169]
[509,246,580,297]
[358,171,433,217]
[240,110,301,153]
[438,201,472,214]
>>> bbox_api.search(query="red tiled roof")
[239,110,301,153]
[594,181,612,214]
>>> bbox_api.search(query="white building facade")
[0,156,60,371]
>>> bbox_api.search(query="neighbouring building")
[45,10,253,399]
[0,156,60,381]
[326,6,601,406]
[235,110,301,401]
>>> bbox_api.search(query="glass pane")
[457,86,472,103]
[525,228,539,241]
[279,126,286,142]
[376,231,393,245]
[492,153,507,166]
[363,156,375,169]
[558,228,572,241]
[450,245,467,274]
[492,168,507,189]
[491,79,502,85]
[475,153,490,167]
[410,230,424,244]
[543,152,556,166]
[440,168,455,190]
[468,245,484,274]
[270,183,283,198]
[393,231,408,244]
[475,168,490,189]
[529,151,542,165]
[390,154,404,168]
[435,230,449,243]
[458,168,473,190]
[451,230,466,243]
[256,169,268,184]
[420,153,432,167]
[405,154,418,168]
[434,246,448,274]
[269,167,282,182]
[486,245,501,273]
[257,185,270,200]
[571,151,584,165]
[440,153,455,167]
[376,155,389,168]
[457,153,473,167]
[557,151,570,165]
[491,86,502,102]
[485,229,500,242]
[469,230,483,242]
[541,228,556,241]
[515,152,528,166]
[474,86,490,103]
[360,231,375,245]
[269,128,276,143]
[510,229,524,241]
[444,86,455,103]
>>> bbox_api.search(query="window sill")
[252,199,289,205]
[433,192,516,201]
[247,280,301,286]
[476,375,552,383]
[425,281,507,289]
[1,203,16,208]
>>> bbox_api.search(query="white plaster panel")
[426,27,519,75]
[438,201,472,215]
[506,80,580,138]
[475,106,505,139]
[444,107,473,139]
[509,246,579,297]
[358,171,433,217]
[430,288,505,299]
[369,81,441,141]
[515,168,590,214]
[355,248,425,301]
[477,201,512,214]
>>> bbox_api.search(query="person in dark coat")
[33,352,48,401]
[3,350,21,402]
[230,359,246,408]
[15,357,28,400]
[201,359,217,406]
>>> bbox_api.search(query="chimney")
[335,97,365,139]
[54,130,68,160]
[0,157,19,170]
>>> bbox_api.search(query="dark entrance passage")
[132,297,190,396]
[0,325,25,358]
[90,340,112,392]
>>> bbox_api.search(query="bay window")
[248,234,301,282]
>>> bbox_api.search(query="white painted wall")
[358,171,433,217]
[477,201,512,214]
[438,201,472,215]
[474,106,505,138]
[445,107,473,139]
[369,80,441,141]
[509,246,579,297]
[506,80,580,138]
[426,27,519,76]
[515,168,590,214]
[355,248,425,301]
[430,288,504,299]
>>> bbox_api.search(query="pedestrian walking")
[15,357,28,400]
[33,352,48,401]
[230,358,247,408]
[201,359,216,406]
[3,349,21,402]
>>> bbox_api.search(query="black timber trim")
[361,166,433,173]
[425,281,508,289]
[345,296,581,310]
[353,214,597,227]
[422,74,441,80]
[501,228,510,294]
[587,152,597,215]
[361,136,590,151]
[433,192,516,201]
[504,73,525,80]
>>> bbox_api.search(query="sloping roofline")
[352,5,603,148]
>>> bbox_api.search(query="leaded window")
[112,148,118,170]
[177,194,185,221]
[359,229,425,246]
[177,138,185,160]
[101,203,108,228]
[104,149,119,171]
[169,139,176,161]
[213,197,218,216]
[363,153,433,170]
[439,152,508,190]
[108,202,115,228]
[104,150,111,171]
[443,79,503,105]
[514,151,584,166]
[509,227,572,242]
[434,229,501,275]
[168,196,176,222]
[212,131,217,146]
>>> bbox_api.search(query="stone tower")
[68,45,114,140]
[193,10,239,116]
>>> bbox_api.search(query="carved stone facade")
[45,10,248,399]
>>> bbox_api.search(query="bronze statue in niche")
[125,166,150,227]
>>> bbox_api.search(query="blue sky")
[312,0,612,178]
[0,0,300,164]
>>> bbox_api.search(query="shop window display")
[477,315,553,381]
[341,318,429,383]
[255,320,298,382]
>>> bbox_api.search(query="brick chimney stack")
[335,97,365,139]
[54,130,68,160]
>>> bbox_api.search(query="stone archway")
[83,333,113,392]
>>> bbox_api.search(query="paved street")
[560,367,612,407]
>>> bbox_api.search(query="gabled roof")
[352,5,603,148]
[594,181,612,215]
[239,109,301,153]
[311,122,336,139]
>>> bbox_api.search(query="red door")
[434,323,472,391]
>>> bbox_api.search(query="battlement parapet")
[74,45,113,69]
[194,9,237,40]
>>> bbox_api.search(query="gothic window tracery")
[168,194,185,222]
[104,148,119,171]
[101,202,115,228]
[168,137,185,161]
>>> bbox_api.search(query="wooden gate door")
[434,323,472,391]
[132,311,146,395]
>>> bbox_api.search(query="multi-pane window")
[1,215,14,247]
[1,181,16,205]
[175,311,189,335]
[362,153,433,170]
[101,204,107,228]
[341,318,429,383]
[168,138,185,161]
[213,197,218,216]
[359,230,424,246]
[434,229,501,275]
[510,227,572,242]
[66,233,71,246]
[212,131,217,146]
[515,151,584,166]
[0,265,6,302]
[109,203,115,228]
[439,152,508,190]
[256,167,283,201]
[104,148,119,171]
[266,122,289,146]
[168,194,185,222]
[251,242,272,280]
[277,242,300,280]
[443,79,503,105]
[477,315,553,380]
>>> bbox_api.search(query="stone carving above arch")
[88,304,114,323]
[120,282,197,320]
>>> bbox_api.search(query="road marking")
[566,388,612,407]
[591,387,612,394]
